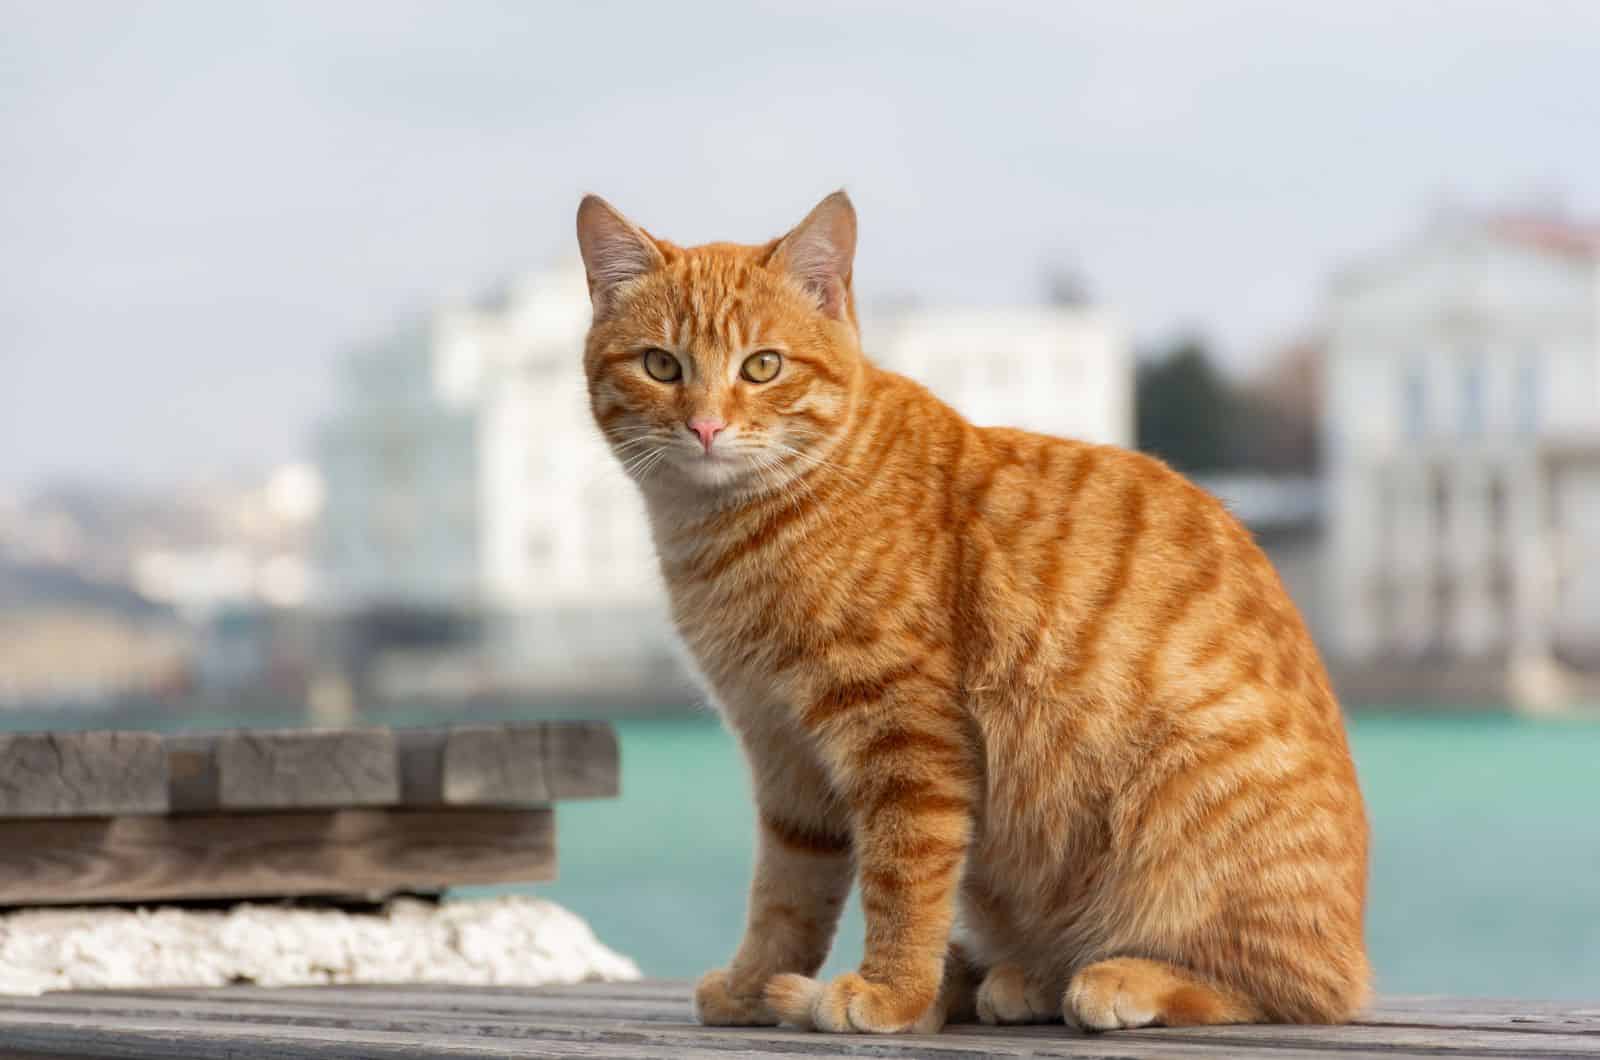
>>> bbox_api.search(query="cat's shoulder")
[973,427,1244,523]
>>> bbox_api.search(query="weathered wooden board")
[408,722,620,806]
[443,725,553,804]
[0,983,1595,1058]
[436,721,621,803]
[396,727,446,806]
[0,1011,752,1060]
[540,722,622,800]
[163,733,220,813]
[0,808,554,905]
[0,732,167,817]
[213,728,400,810]
[0,722,618,818]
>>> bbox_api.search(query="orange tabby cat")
[576,191,1370,1034]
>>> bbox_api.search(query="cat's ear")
[576,194,666,317]
[769,190,856,320]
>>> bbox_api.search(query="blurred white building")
[321,264,659,614]
[317,267,1132,698]
[1326,212,1600,684]
[872,306,1132,447]
[316,265,674,694]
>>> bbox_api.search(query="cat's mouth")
[669,443,763,489]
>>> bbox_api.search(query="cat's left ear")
[769,190,856,321]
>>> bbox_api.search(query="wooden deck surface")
[0,980,1596,1058]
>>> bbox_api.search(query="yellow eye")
[642,348,682,382]
[741,350,782,384]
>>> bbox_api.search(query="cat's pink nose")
[687,417,726,454]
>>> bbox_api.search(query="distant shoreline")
[8,658,1600,729]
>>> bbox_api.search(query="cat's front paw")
[766,972,929,1034]
[694,968,779,1026]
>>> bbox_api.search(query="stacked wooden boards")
[0,722,618,905]
[0,983,1596,1058]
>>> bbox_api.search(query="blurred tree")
[1135,338,1235,472]
[1135,336,1323,474]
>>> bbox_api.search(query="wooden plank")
[213,729,399,810]
[1112,1022,1600,1055]
[96,981,697,1003]
[472,981,695,1001]
[542,721,620,799]
[440,723,619,805]
[1361,1005,1600,1035]
[163,733,219,813]
[0,808,553,904]
[85,983,697,1019]
[4,989,1598,1058]
[0,724,616,818]
[395,728,446,805]
[0,1003,1420,1059]
[443,725,550,804]
[53,987,692,1025]
[105,983,1600,1038]
[0,732,167,817]
[0,1010,750,1059]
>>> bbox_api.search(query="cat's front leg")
[694,805,853,1026]
[766,702,977,1034]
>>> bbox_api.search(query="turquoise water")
[481,713,1600,1000]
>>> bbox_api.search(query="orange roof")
[1486,213,1600,258]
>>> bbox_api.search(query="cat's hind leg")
[975,963,1059,1025]
[1063,957,1261,1030]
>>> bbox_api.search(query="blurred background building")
[315,264,677,708]
[0,465,320,709]
[1326,209,1600,706]
[870,304,1132,447]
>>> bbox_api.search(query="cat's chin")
[666,453,761,492]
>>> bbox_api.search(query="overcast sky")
[3,0,1597,492]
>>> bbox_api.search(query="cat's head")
[576,191,863,498]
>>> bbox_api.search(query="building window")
[1460,353,1483,438]
[1374,466,1396,571]
[1516,350,1541,436]
[1403,364,1426,441]
[1487,474,1507,545]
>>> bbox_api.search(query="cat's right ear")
[576,195,665,318]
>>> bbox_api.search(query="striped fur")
[576,192,1370,1035]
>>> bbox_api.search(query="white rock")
[0,896,640,996]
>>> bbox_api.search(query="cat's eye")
[642,348,682,383]
[741,350,783,384]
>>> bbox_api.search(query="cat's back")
[956,428,1370,1019]
[960,426,1362,851]
[956,425,1343,729]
